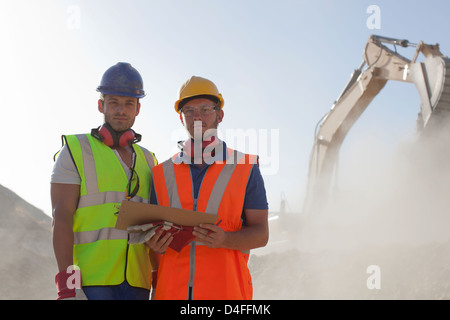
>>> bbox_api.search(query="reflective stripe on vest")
[63,134,156,288]
[153,148,257,300]
[73,227,127,245]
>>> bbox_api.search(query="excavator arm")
[303,35,450,216]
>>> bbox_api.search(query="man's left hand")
[192,224,226,248]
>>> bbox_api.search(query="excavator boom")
[304,35,450,216]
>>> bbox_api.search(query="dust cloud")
[250,125,450,300]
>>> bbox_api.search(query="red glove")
[152,222,194,252]
[55,269,81,300]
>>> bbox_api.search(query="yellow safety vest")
[63,134,157,289]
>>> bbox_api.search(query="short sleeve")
[50,144,81,185]
[243,164,269,210]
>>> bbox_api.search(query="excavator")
[303,34,450,216]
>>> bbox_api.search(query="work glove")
[127,221,195,252]
[55,269,86,300]
[127,222,163,244]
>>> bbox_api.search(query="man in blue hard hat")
[51,62,158,300]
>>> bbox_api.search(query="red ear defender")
[118,130,136,147]
[98,124,115,147]
[91,123,141,148]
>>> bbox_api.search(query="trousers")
[82,281,150,300]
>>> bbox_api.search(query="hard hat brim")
[174,93,224,113]
[97,86,146,99]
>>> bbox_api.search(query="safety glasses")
[180,105,219,117]
[126,167,140,200]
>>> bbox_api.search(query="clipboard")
[115,200,220,230]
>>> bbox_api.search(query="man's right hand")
[145,228,174,254]
[55,270,76,300]
[55,268,86,300]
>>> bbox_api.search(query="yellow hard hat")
[174,76,224,113]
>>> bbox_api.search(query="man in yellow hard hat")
[145,76,269,300]
[51,62,158,300]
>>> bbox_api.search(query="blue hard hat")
[96,62,146,98]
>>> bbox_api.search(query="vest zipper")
[123,150,137,286]
[187,164,212,300]
[187,197,198,300]
[187,241,196,300]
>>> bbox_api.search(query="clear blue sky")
[1,0,449,217]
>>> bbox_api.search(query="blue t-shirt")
[149,143,268,224]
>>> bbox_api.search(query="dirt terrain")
[1,177,449,300]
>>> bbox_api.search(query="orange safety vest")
[152,148,258,300]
